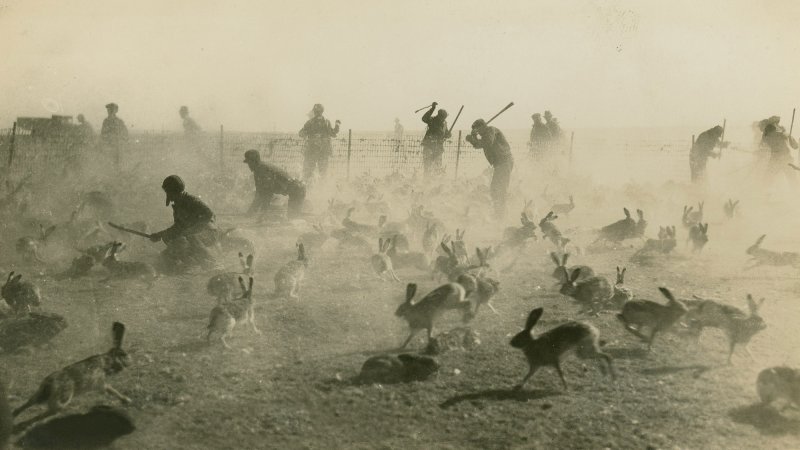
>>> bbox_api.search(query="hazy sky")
[1,0,799,132]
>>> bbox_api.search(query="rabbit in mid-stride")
[745,235,800,270]
[510,307,614,390]
[13,322,132,424]
[273,243,309,299]
[757,366,800,409]
[2,272,42,314]
[539,212,570,250]
[395,282,473,350]
[617,287,688,351]
[683,293,766,363]
[207,253,254,304]
[207,276,260,348]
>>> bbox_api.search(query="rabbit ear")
[570,267,581,282]
[12,274,22,283]
[475,247,483,262]
[111,322,125,349]
[658,287,676,303]
[702,223,709,233]
[524,307,544,331]
[378,238,384,251]
[621,267,626,277]
[550,252,561,266]
[616,266,621,276]
[734,200,740,207]
[238,252,247,269]
[405,283,417,302]
[247,277,254,296]
[623,208,630,218]
[298,243,306,260]
[440,241,452,255]
[755,235,766,246]
[246,254,254,271]
[637,209,644,219]
[238,276,247,294]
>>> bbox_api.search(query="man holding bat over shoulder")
[465,111,514,218]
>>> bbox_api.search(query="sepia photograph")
[1,0,800,448]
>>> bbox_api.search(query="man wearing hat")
[690,125,725,183]
[150,175,218,267]
[529,113,551,160]
[100,103,129,170]
[421,102,451,177]
[299,104,340,181]
[243,149,306,219]
[465,119,514,217]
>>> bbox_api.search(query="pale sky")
[1,0,799,132]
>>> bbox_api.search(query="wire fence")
[0,125,763,187]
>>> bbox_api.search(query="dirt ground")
[2,165,800,449]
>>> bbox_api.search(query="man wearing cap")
[465,119,514,217]
[421,103,450,177]
[244,149,306,219]
[762,124,799,186]
[690,125,725,183]
[299,104,340,181]
[529,113,551,160]
[544,111,563,141]
[179,106,201,136]
[100,103,128,170]
[150,175,217,267]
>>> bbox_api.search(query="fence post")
[347,129,352,180]
[569,131,574,166]
[454,130,462,180]
[218,125,224,173]
[7,122,16,168]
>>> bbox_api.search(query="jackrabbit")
[1,272,42,314]
[274,243,309,298]
[207,276,260,348]
[617,287,688,351]
[510,307,614,390]
[724,199,739,219]
[558,268,613,314]
[684,293,766,363]
[395,282,472,349]
[687,223,709,253]
[101,242,158,285]
[550,253,595,284]
[745,235,800,269]
[371,238,400,282]
[13,322,131,423]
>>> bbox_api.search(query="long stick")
[107,222,153,239]
[486,102,515,125]
[719,118,726,159]
[415,103,434,114]
[789,107,796,138]
[448,105,464,134]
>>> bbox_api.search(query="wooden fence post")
[218,125,224,173]
[7,122,16,168]
[454,130,462,180]
[569,131,574,166]
[347,129,352,180]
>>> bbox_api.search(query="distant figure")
[465,119,514,217]
[762,124,798,185]
[76,114,95,146]
[100,103,128,170]
[689,125,725,183]
[243,149,306,219]
[544,110,563,142]
[179,106,201,136]
[529,113,551,159]
[299,103,340,181]
[394,118,404,140]
[149,175,217,267]
[421,103,450,177]
[754,116,782,163]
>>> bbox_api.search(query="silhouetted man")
[421,103,450,177]
[100,103,128,170]
[465,119,514,217]
[299,103,340,181]
[762,124,799,186]
[243,149,306,219]
[529,113,551,159]
[690,125,725,183]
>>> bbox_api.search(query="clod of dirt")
[425,327,481,355]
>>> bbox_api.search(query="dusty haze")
[1,0,799,132]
